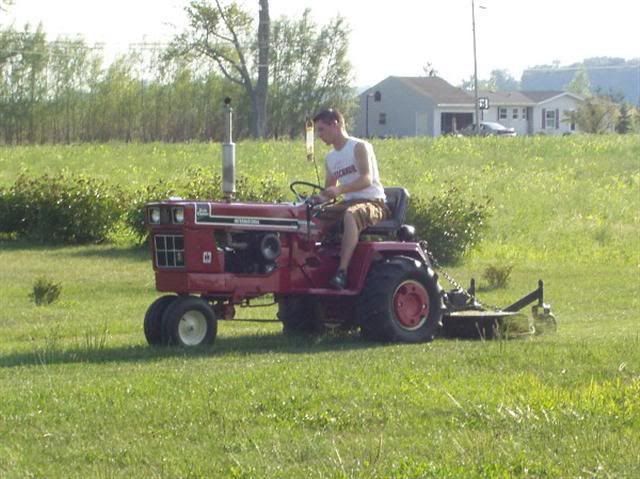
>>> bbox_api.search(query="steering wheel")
[289,180,325,202]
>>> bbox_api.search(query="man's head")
[313,109,346,146]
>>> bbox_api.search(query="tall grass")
[0,136,639,477]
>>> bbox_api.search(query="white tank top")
[326,137,385,201]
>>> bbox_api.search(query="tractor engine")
[215,230,281,275]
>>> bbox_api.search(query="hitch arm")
[503,280,545,312]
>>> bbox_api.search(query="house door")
[441,113,473,134]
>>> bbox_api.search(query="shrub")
[30,277,62,306]
[482,264,514,289]
[406,185,491,264]
[0,172,124,243]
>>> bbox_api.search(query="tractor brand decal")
[195,212,300,231]
[234,218,260,225]
[202,251,212,264]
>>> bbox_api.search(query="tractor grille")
[155,234,185,268]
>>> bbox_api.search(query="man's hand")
[309,193,329,205]
[322,185,341,199]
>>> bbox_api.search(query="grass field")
[1,135,639,478]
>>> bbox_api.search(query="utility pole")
[472,0,480,133]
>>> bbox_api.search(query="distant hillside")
[521,58,640,104]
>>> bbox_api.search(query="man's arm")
[323,142,372,198]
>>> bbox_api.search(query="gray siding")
[355,78,435,138]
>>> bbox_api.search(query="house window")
[545,109,556,129]
[499,107,507,120]
[522,108,527,120]
[379,112,387,125]
[512,108,518,119]
[374,91,382,102]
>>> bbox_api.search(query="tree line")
[0,1,355,144]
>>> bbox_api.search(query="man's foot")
[329,270,347,290]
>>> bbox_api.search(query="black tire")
[144,295,177,346]
[277,296,323,336]
[161,296,217,347]
[356,256,443,342]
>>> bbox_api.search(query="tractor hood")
[146,199,314,233]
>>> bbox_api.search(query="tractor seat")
[361,187,410,237]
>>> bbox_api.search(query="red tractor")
[143,181,555,347]
[142,102,554,348]
[144,183,448,346]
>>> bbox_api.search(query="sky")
[3,0,639,87]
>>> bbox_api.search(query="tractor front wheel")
[162,296,217,347]
[144,295,177,346]
[357,256,443,342]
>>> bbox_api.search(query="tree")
[459,75,490,91]
[488,69,519,91]
[564,96,619,134]
[565,66,591,97]
[170,0,270,138]
[615,103,633,134]
[269,10,353,138]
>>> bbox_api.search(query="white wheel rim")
[178,310,208,346]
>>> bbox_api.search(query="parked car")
[461,121,516,137]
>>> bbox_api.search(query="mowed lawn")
[0,135,639,478]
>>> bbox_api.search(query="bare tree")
[170,0,269,138]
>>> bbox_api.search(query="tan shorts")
[316,198,390,233]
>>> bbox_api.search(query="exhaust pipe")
[222,97,236,201]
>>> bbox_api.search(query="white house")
[480,90,584,136]
[354,76,584,137]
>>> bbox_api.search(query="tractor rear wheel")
[144,295,177,346]
[278,296,323,336]
[356,256,443,342]
[162,296,217,347]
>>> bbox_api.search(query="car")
[461,121,517,137]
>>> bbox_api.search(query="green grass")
[1,135,639,478]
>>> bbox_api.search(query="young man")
[313,109,388,289]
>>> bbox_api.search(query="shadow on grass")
[0,332,382,369]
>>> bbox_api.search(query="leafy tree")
[564,96,619,134]
[170,0,270,138]
[269,9,353,138]
[488,69,519,91]
[459,75,490,91]
[565,66,591,97]
[615,103,633,134]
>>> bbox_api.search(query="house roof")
[478,90,536,106]
[393,76,474,105]
[520,91,566,102]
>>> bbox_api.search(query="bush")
[0,172,124,243]
[406,185,491,264]
[482,264,514,289]
[30,277,62,306]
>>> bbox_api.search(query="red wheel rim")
[393,280,430,330]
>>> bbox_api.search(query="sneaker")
[329,270,347,290]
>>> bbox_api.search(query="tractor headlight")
[149,207,161,224]
[172,207,185,224]
[260,233,281,261]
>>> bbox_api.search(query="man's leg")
[338,211,359,272]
